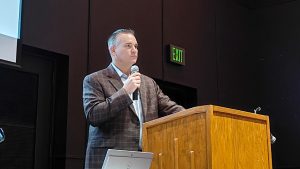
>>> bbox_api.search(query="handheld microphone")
[131,65,139,100]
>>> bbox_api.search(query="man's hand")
[122,72,141,94]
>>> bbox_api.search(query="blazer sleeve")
[83,74,133,127]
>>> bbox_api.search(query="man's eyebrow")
[124,42,137,44]
[124,42,138,46]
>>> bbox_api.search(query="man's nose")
[131,47,138,52]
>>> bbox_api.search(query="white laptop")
[101,149,153,169]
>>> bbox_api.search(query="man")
[83,29,184,169]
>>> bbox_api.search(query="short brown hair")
[107,29,135,48]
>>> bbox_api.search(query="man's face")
[111,33,138,68]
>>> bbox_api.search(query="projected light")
[0,0,22,63]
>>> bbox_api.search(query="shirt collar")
[111,63,128,79]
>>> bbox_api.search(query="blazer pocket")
[89,138,115,148]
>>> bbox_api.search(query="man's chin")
[131,60,137,65]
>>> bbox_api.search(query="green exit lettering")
[172,47,183,63]
[169,44,185,65]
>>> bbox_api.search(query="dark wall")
[163,0,219,105]
[255,1,300,168]
[88,0,257,109]
[89,0,163,78]
[216,0,258,111]
[22,0,89,168]
[19,0,298,168]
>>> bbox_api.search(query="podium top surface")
[143,105,269,127]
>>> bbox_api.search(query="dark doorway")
[154,79,197,109]
[0,45,69,169]
[0,63,38,169]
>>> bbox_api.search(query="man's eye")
[123,43,137,49]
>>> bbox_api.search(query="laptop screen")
[102,149,153,169]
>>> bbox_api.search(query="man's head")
[107,29,138,72]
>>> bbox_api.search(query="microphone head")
[131,65,139,73]
[271,134,276,144]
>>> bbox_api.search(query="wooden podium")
[142,105,273,169]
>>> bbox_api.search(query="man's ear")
[109,45,115,56]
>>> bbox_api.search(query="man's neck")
[113,62,131,75]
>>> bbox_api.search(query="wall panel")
[21,0,89,168]
[216,0,258,111]
[163,0,218,105]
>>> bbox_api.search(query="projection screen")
[0,0,22,64]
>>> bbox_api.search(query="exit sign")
[169,44,185,65]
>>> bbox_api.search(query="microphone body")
[131,65,139,100]
[133,89,138,100]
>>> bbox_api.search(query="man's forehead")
[117,33,136,40]
[116,36,138,46]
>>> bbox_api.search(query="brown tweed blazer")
[83,64,185,169]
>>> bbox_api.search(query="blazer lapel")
[139,75,148,121]
[105,64,137,115]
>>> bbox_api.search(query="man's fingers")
[130,72,141,78]
[123,73,141,94]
